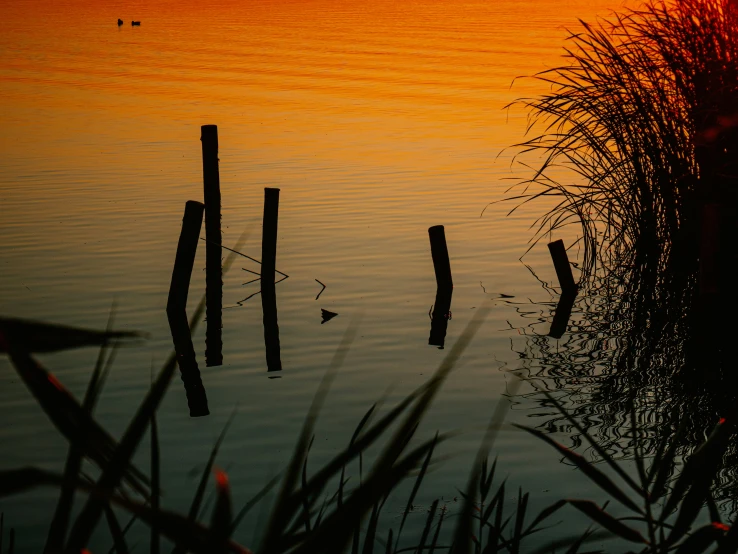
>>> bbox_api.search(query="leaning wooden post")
[167,200,209,417]
[261,188,282,372]
[547,239,576,293]
[428,225,453,288]
[201,125,223,367]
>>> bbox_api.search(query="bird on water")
[117,18,123,26]
[132,20,141,26]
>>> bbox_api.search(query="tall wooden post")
[201,125,223,367]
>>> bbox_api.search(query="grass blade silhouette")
[291,435,446,554]
[46,305,120,552]
[230,474,282,533]
[0,316,144,354]
[259,317,360,554]
[513,424,642,514]
[393,432,438,551]
[151,403,160,554]
[209,468,233,554]
[451,368,521,554]
[566,499,647,544]
[172,410,236,554]
[7,348,149,496]
[105,504,130,554]
[66,297,206,550]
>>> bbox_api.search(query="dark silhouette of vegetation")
[2,301,738,552]
[4,0,738,550]
[499,0,738,520]
[506,0,738,285]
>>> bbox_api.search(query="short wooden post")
[429,225,453,288]
[262,188,280,286]
[547,239,576,293]
[261,188,282,372]
[167,201,209,417]
[201,125,223,367]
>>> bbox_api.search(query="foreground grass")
[1,305,738,553]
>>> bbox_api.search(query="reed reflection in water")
[514,238,738,510]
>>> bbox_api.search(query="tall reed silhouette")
[502,0,738,509]
[506,0,738,287]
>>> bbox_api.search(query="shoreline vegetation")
[0,299,738,554]
[506,0,737,287]
[1,306,737,553]
[3,0,738,551]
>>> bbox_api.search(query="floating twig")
[315,279,326,300]
[199,238,289,279]
[226,290,261,308]
[241,274,287,288]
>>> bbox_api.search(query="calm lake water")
[0,0,636,550]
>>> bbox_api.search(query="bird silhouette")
[117,18,123,26]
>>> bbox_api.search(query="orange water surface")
[0,0,630,549]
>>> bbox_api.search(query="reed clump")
[506,0,738,511]
[508,0,738,282]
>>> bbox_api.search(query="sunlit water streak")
[0,0,636,549]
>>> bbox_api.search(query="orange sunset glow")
[17,0,738,552]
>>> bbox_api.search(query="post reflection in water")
[547,288,576,340]
[429,285,453,348]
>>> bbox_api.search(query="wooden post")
[201,125,223,367]
[262,188,280,287]
[167,201,203,312]
[261,188,282,372]
[427,225,453,348]
[428,225,453,288]
[547,239,576,293]
[167,201,209,417]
